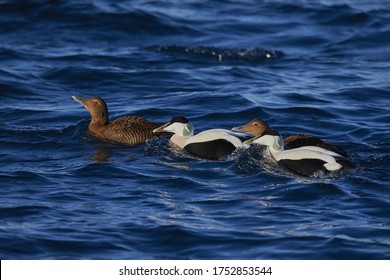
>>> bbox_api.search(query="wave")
[0,205,51,219]
[0,121,85,146]
[0,1,197,37]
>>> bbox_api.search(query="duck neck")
[267,136,284,159]
[90,107,109,127]
[91,118,108,126]
[266,146,280,160]
[89,114,109,134]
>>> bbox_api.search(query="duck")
[72,96,171,145]
[243,128,353,176]
[153,116,248,160]
[232,119,349,157]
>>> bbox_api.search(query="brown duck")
[232,119,349,157]
[72,96,171,145]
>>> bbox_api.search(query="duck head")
[232,119,269,136]
[153,116,194,137]
[72,96,109,126]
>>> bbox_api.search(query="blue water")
[0,0,389,260]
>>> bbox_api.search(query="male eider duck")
[153,116,248,160]
[72,96,171,145]
[232,119,348,157]
[244,128,353,176]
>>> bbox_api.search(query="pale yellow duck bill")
[243,135,260,145]
[153,122,171,133]
[231,126,244,132]
[72,96,86,105]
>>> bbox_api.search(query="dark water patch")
[118,224,235,259]
[346,127,383,141]
[283,92,331,104]
[0,1,199,42]
[275,183,347,202]
[270,2,383,29]
[0,205,50,219]
[262,106,338,119]
[41,66,132,88]
[0,0,99,16]
[0,82,33,100]
[0,233,128,260]
[0,47,29,62]
[224,106,268,125]
[71,162,138,180]
[314,72,370,83]
[305,4,374,27]
[0,236,48,259]
[0,171,50,185]
[332,87,389,103]
[321,237,390,260]
[0,122,83,146]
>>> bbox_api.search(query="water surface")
[0,0,389,259]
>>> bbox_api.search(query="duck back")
[284,134,348,157]
[91,116,170,145]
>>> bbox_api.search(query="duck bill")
[72,96,86,106]
[153,122,171,133]
[243,135,258,145]
[231,126,245,133]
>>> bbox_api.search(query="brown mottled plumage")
[72,96,171,145]
[232,119,349,157]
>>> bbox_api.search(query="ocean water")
[0,0,389,260]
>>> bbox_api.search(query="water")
[0,0,389,259]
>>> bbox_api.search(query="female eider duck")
[244,128,353,176]
[153,116,248,160]
[232,119,349,157]
[72,96,171,145]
